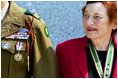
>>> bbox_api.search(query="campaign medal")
[1,42,11,50]
[14,42,23,61]
[14,53,22,62]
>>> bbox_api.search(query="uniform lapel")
[1,1,25,38]
[75,37,89,78]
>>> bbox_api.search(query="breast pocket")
[1,39,30,77]
[1,39,29,61]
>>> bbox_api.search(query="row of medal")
[2,28,29,61]
[5,28,29,39]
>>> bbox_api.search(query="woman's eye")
[84,14,89,19]
[94,15,102,20]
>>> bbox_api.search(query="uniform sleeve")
[30,18,58,77]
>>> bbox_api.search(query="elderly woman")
[56,1,117,78]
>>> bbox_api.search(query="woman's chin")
[86,35,98,39]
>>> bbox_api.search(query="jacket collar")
[1,1,25,38]
[112,34,117,48]
[112,34,117,78]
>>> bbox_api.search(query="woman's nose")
[87,17,94,25]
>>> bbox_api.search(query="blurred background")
[16,1,86,48]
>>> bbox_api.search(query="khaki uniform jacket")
[1,1,58,78]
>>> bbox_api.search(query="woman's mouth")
[87,27,97,31]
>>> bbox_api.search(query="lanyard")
[89,39,114,78]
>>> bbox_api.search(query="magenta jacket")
[56,36,117,78]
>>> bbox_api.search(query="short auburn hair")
[82,1,117,34]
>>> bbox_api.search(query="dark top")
[86,46,117,78]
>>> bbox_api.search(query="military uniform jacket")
[1,1,57,78]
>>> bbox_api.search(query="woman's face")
[83,2,113,39]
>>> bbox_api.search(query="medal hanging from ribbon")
[89,38,114,78]
[14,42,23,61]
